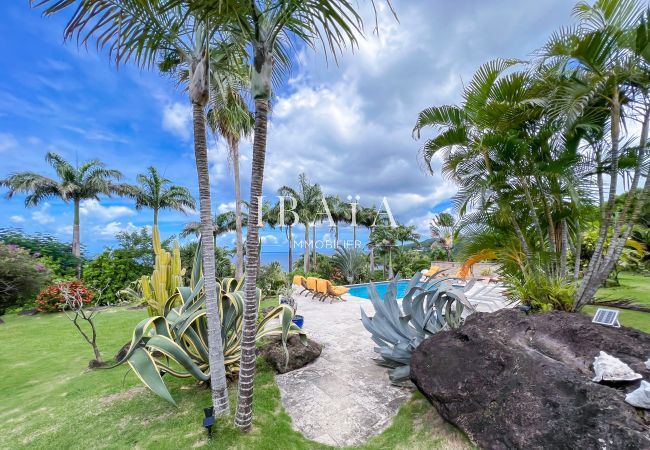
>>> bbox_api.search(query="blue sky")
[0,1,574,266]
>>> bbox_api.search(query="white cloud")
[217,202,236,214]
[80,199,135,221]
[162,102,192,140]
[9,215,25,223]
[32,203,55,224]
[260,234,278,245]
[0,133,17,152]
[93,221,139,238]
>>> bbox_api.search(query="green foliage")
[178,241,233,283]
[502,266,575,312]
[84,227,178,305]
[257,262,289,296]
[36,280,94,313]
[0,228,77,279]
[332,247,368,284]
[392,250,431,278]
[361,273,474,383]
[0,243,52,315]
[115,267,304,405]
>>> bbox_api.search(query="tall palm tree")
[541,0,650,308]
[197,1,378,430]
[31,0,239,417]
[130,166,196,226]
[1,152,129,277]
[208,83,254,279]
[430,213,456,261]
[327,195,350,248]
[278,174,323,272]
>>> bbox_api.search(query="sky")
[0,0,575,266]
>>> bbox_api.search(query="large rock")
[411,309,650,449]
[259,335,322,374]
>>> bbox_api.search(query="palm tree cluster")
[1,154,194,277]
[414,0,650,310]
[30,0,386,430]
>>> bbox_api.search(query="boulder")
[411,309,650,449]
[17,308,38,316]
[114,342,131,362]
[259,335,322,374]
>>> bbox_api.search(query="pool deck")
[274,288,412,447]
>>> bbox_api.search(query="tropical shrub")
[0,243,52,315]
[36,280,94,313]
[179,241,233,283]
[391,250,431,278]
[0,228,77,279]
[332,247,366,284]
[361,273,474,383]
[115,254,304,405]
[257,262,288,296]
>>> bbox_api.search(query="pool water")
[347,280,411,300]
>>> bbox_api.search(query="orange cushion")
[306,277,318,290]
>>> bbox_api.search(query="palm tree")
[327,195,350,248]
[180,211,244,239]
[430,213,456,261]
[278,174,323,273]
[1,152,129,277]
[31,0,239,417]
[130,166,196,226]
[208,84,254,279]
[541,0,650,308]
[203,1,376,430]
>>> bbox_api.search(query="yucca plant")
[114,244,304,405]
[361,273,474,383]
[119,225,184,316]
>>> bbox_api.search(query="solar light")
[203,406,215,439]
[592,308,621,328]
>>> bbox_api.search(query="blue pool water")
[347,280,410,300]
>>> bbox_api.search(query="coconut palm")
[278,173,323,273]
[1,152,129,277]
[180,211,245,239]
[130,166,196,226]
[327,195,350,247]
[208,83,253,279]
[30,0,241,417]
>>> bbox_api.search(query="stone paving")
[275,289,411,447]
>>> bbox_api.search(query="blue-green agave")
[114,243,305,405]
[360,273,474,383]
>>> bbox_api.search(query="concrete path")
[275,290,411,447]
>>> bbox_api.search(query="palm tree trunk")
[369,248,375,276]
[230,139,244,279]
[73,198,81,278]
[192,102,229,417]
[312,224,317,271]
[335,223,339,248]
[153,208,159,227]
[235,97,269,431]
[303,224,310,272]
[287,225,293,271]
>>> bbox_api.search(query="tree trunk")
[312,224,317,271]
[230,138,244,279]
[303,224,310,272]
[153,208,159,227]
[370,248,375,276]
[192,101,230,417]
[235,97,269,431]
[335,223,339,248]
[72,198,81,278]
[288,225,293,271]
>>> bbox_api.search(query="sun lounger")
[326,280,348,303]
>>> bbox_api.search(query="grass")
[0,306,470,449]
[583,272,650,333]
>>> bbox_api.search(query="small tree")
[60,283,105,366]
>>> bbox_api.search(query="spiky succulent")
[360,273,475,383]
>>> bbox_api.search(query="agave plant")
[119,225,184,316]
[360,273,474,383]
[114,245,305,405]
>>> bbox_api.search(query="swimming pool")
[346,280,411,300]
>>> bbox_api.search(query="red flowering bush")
[36,281,94,313]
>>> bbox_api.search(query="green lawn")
[0,307,469,449]
[584,272,650,333]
